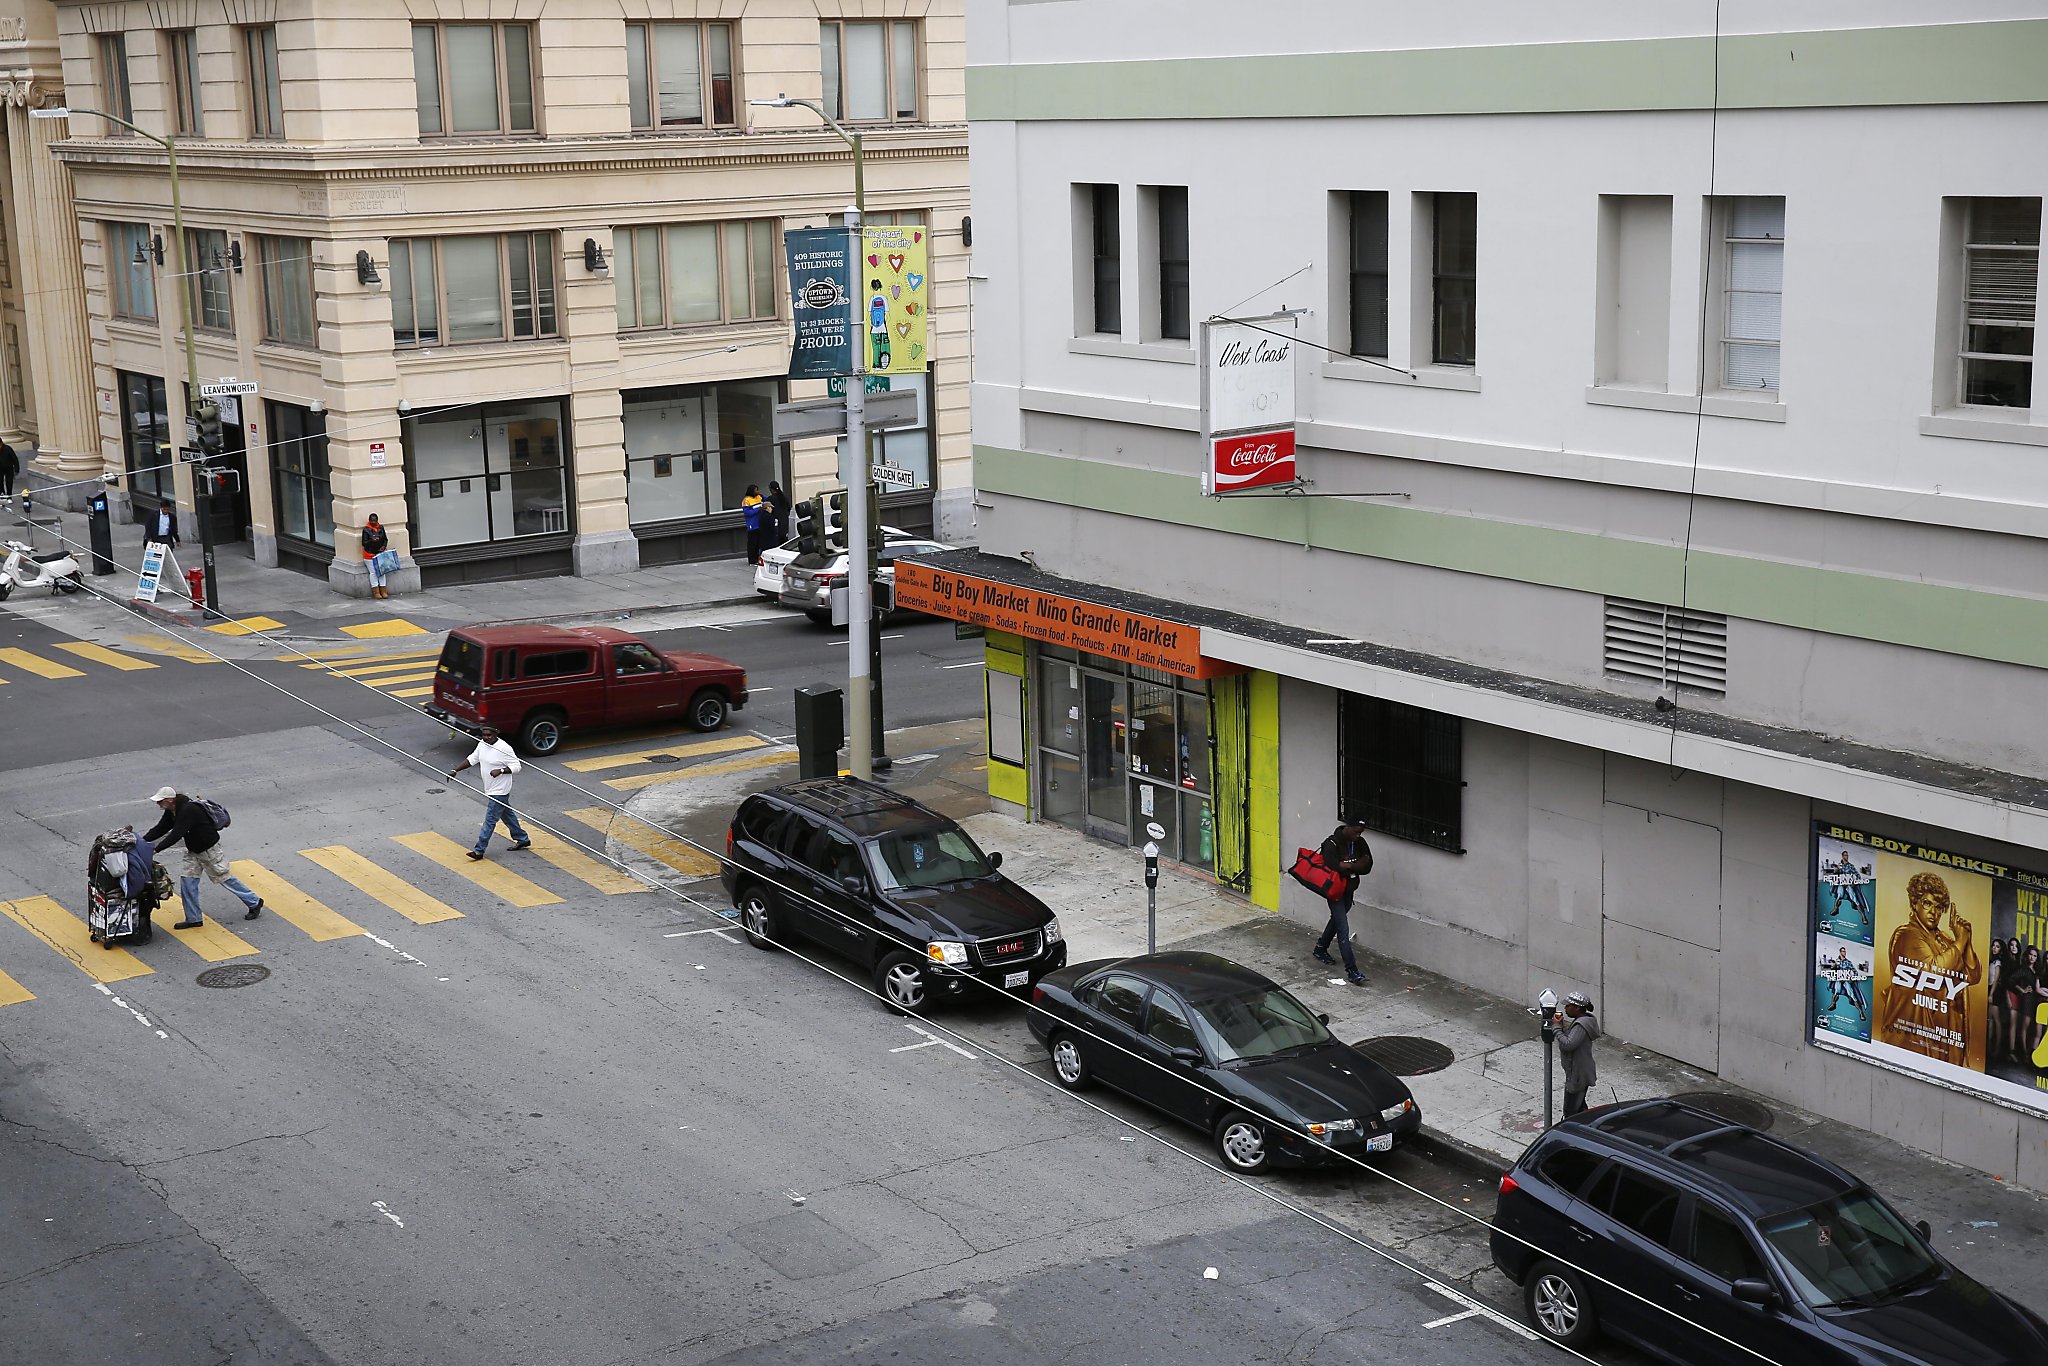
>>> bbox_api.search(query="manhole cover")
[647,754,683,765]
[1670,1090,1774,1131]
[1350,1035,1456,1076]
[196,964,271,989]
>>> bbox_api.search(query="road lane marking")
[0,967,34,1007]
[520,829,648,895]
[562,733,765,773]
[1423,1309,1482,1329]
[372,1200,406,1227]
[94,983,168,1039]
[310,651,443,676]
[163,915,260,963]
[393,832,564,908]
[663,926,738,942]
[123,633,220,664]
[892,1022,977,1060]
[1424,1281,1538,1341]
[0,896,152,982]
[938,661,982,669]
[603,748,793,792]
[229,862,363,941]
[299,847,464,925]
[204,615,288,636]
[0,648,83,679]
[352,669,439,688]
[275,648,372,664]
[561,808,719,877]
[52,642,157,671]
[390,685,436,699]
[342,618,428,638]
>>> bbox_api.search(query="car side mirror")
[840,874,864,893]
[1317,1012,1331,1025]
[988,851,1003,870]
[1914,1219,1932,1242]
[1170,1047,1204,1065]
[1730,1278,1779,1310]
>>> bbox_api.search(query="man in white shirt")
[449,724,531,861]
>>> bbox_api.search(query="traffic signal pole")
[866,480,890,771]
[843,208,874,781]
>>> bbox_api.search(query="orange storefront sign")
[894,562,1233,679]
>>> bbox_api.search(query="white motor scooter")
[0,539,83,600]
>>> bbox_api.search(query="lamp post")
[750,93,890,778]
[31,105,218,612]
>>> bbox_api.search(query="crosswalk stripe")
[52,642,158,671]
[564,733,765,773]
[391,685,437,699]
[356,669,439,688]
[204,615,288,636]
[125,633,219,664]
[521,829,649,895]
[0,966,35,1007]
[230,861,363,941]
[342,618,429,639]
[314,652,443,677]
[0,896,153,983]
[562,808,720,877]
[299,846,464,925]
[604,748,794,793]
[393,832,564,908]
[162,915,259,963]
[0,647,84,679]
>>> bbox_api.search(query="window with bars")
[1153,185,1190,342]
[626,21,735,129]
[185,229,231,332]
[107,222,157,322]
[256,235,314,346]
[165,29,202,136]
[821,19,918,123]
[1431,192,1477,366]
[1720,197,1784,392]
[97,32,133,125]
[612,221,777,331]
[1348,190,1389,360]
[1603,597,1728,697]
[413,23,536,136]
[1338,693,1464,854]
[245,26,282,139]
[391,234,557,347]
[1959,197,2039,409]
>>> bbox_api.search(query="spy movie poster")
[1812,822,2048,1116]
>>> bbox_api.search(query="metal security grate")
[1350,1036,1456,1076]
[1603,597,1728,696]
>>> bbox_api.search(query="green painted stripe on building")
[968,20,2048,122]
[974,444,2048,673]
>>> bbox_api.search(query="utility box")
[793,684,844,779]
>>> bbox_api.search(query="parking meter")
[87,488,115,575]
[1144,841,1160,954]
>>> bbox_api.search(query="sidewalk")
[961,809,2048,1311]
[9,498,761,644]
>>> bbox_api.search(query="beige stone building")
[18,0,967,593]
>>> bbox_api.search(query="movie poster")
[1812,822,2048,1116]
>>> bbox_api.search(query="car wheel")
[1523,1260,1599,1349]
[1049,1032,1092,1090]
[0,581,11,601]
[875,952,928,1014]
[688,690,728,732]
[1214,1111,1273,1173]
[736,885,777,951]
[803,609,833,627]
[517,710,565,756]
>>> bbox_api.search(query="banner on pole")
[860,225,928,376]
[1200,316,1299,494]
[785,228,857,379]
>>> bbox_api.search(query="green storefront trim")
[968,20,2048,123]
[976,444,2048,673]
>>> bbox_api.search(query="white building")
[930,0,2048,1185]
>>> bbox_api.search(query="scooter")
[0,539,83,600]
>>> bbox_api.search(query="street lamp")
[749,92,889,778]
[32,105,220,612]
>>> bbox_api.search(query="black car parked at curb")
[1028,952,1421,1174]
[722,778,1066,1012]
[1491,1098,2048,1365]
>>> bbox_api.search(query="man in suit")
[143,499,179,550]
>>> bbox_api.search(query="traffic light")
[795,493,829,557]
[866,482,884,554]
[195,401,224,456]
[825,489,849,552]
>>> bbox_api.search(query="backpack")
[195,797,231,831]
[146,860,174,906]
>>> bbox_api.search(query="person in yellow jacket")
[741,485,765,565]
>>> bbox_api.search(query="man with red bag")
[1312,818,1373,985]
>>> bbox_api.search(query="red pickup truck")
[424,624,747,756]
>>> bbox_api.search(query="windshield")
[1756,1188,1941,1308]
[1188,986,1333,1061]
[866,826,995,891]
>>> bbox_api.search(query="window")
[521,649,594,680]
[1594,195,1672,388]
[1338,692,1463,853]
[391,234,557,347]
[404,399,571,547]
[1688,1205,1768,1285]
[615,643,664,675]
[613,221,776,331]
[245,26,282,139]
[1348,191,1389,360]
[1720,197,1784,391]
[1592,1168,1683,1249]
[268,401,331,548]
[1535,1145,1604,1200]
[107,223,157,322]
[820,19,917,123]
[1083,183,1120,336]
[165,30,201,136]
[1431,192,1477,366]
[1153,185,1190,342]
[1144,991,1202,1054]
[256,235,314,346]
[626,22,735,129]
[1958,197,2039,409]
[621,378,779,525]
[1094,975,1149,1031]
[865,375,933,489]
[118,370,173,505]
[185,229,231,332]
[413,23,536,136]
[97,33,133,125]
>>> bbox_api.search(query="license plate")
[1004,971,1028,989]
[1367,1133,1394,1153]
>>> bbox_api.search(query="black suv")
[722,778,1066,1012]
[1492,1099,2048,1365]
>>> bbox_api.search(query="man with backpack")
[1313,818,1374,986]
[144,787,264,927]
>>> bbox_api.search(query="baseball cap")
[150,786,178,802]
[1565,990,1593,1009]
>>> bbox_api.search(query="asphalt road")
[0,596,1574,1366]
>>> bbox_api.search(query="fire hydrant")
[184,567,207,605]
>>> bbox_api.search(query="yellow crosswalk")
[0,647,85,679]
[605,748,793,792]
[124,633,220,664]
[393,832,564,908]
[519,829,649,895]
[0,896,153,983]
[310,651,442,678]
[0,968,32,1006]
[231,861,363,941]
[562,807,720,876]
[300,846,465,925]
[564,734,765,773]
[52,642,157,671]
[165,916,260,962]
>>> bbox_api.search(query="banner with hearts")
[906,272,924,292]
[887,253,906,274]
[860,225,929,376]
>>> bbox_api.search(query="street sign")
[773,398,853,443]
[199,378,259,398]
[870,462,915,490]
[828,375,891,398]
[178,446,204,463]
[864,387,920,430]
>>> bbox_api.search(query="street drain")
[197,964,271,989]
[1670,1091,1775,1131]
[1350,1036,1455,1076]
[646,754,683,765]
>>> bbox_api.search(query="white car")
[754,525,913,598]
[781,539,954,625]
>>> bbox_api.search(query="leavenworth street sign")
[198,378,259,398]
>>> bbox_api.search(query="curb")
[475,594,769,628]
[1414,1125,1517,1179]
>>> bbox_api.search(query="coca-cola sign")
[1208,429,1297,492]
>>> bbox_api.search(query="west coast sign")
[1201,315,1298,494]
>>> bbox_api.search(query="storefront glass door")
[1083,672,1128,840]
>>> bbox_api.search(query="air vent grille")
[1604,597,1727,696]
